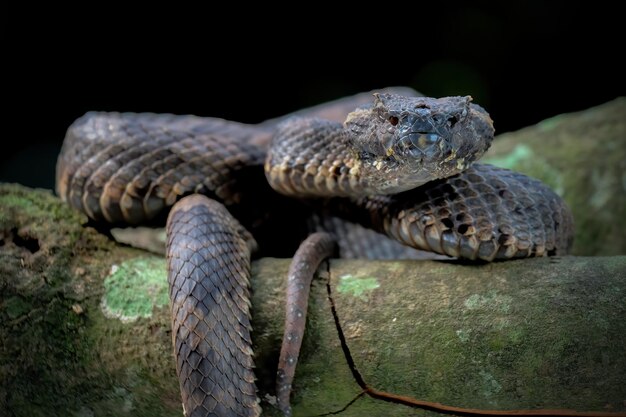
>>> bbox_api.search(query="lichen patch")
[336,274,380,300]
[101,257,168,322]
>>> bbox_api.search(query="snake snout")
[391,116,451,162]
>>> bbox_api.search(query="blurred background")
[3,3,623,190]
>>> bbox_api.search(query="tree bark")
[1,184,625,417]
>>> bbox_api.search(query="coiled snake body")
[56,88,574,416]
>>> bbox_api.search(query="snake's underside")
[56,88,574,417]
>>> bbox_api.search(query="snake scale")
[56,88,575,417]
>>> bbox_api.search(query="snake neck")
[265,117,399,197]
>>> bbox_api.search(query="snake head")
[345,94,495,193]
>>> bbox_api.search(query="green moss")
[2,290,91,415]
[478,370,502,398]
[463,291,513,314]
[324,257,626,414]
[1,184,179,416]
[0,184,87,227]
[101,257,168,322]
[3,296,32,319]
[0,194,49,216]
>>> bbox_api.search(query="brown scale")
[166,196,258,416]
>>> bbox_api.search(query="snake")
[56,88,575,417]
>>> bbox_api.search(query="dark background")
[3,3,623,190]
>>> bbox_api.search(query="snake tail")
[276,232,336,416]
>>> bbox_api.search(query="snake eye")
[388,116,399,126]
